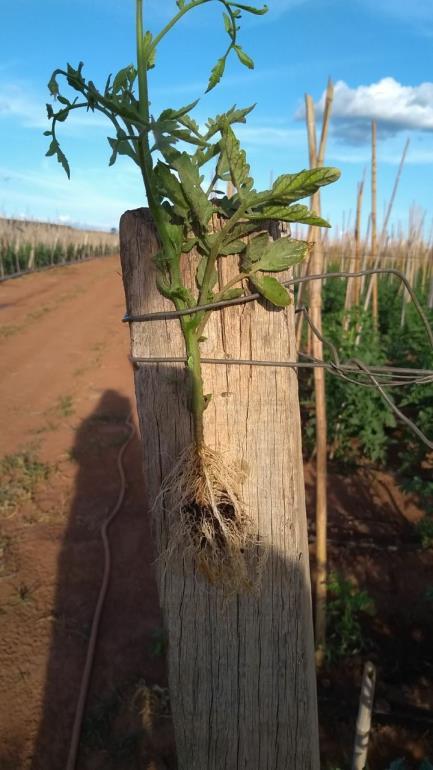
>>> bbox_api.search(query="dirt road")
[0,257,173,770]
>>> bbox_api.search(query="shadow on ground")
[30,389,176,770]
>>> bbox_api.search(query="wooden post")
[120,208,320,770]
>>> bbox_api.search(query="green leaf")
[171,129,207,147]
[66,62,85,92]
[205,104,255,139]
[230,2,269,14]
[271,167,341,203]
[196,256,218,290]
[218,126,253,194]
[256,237,308,272]
[248,203,331,227]
[241,233,269,271]
[55,108,69,123]
[219,288,244,301]
[112,65,134,94]
[206,57,225,93]
[182,237,198,253]
[107,132,138,166]
[226,221,260,240]
[234,45,254,69]
[46,103,54,119]
[176,0,186,7]
[158,99,200,123]
[48,70,61,97]
[154,161,189,218]
[171,153,214,227]
[249,274,291,307]
[46,138,70,178]
[219,239,246,256]
[143,31,156,69]
[223,12,232,33]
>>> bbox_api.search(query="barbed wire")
[127,266,433,451]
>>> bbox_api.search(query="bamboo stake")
[370,121,378,327]
[307,79,334,669]
[380,138,410,247]
[295,93,317,351]
[352,661,377,770]
[344,174,365,319]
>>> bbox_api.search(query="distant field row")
[0,217,119,276]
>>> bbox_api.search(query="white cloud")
[298,78,433,144]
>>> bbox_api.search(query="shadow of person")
[31,389,175,770]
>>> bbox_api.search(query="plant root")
[155,444,263,594]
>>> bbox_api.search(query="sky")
[0,0,432,234]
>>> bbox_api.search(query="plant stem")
[136,0,183,290]
[185,329,205,448]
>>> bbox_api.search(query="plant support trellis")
[125,265,433,452]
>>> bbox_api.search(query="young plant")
[326,571,375,662]
[45,0,340,590]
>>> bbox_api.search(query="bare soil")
[0,257,432,770]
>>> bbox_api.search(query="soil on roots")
[157,444,263,594]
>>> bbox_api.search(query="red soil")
[0,257,431,769]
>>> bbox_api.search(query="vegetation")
[0,217,118,277]
[0,450,51,515]
[299,270,433,518]
[326,571,375,662]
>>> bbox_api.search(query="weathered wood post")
[120,208,320,770]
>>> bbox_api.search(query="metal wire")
[128,266,433,451]
[123,267,433,350]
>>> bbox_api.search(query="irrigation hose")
[65,412,135,770]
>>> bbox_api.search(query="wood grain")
[120,208,320,770]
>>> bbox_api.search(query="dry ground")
[0,256,432,769]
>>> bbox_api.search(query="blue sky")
[0,0,432,234]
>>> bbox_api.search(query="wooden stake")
[380,138,410,247]
[120,209,320,770]
[352,661,377,770]
[304,79,334,669]
[370,121,378,327]
[344,174,365,317]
